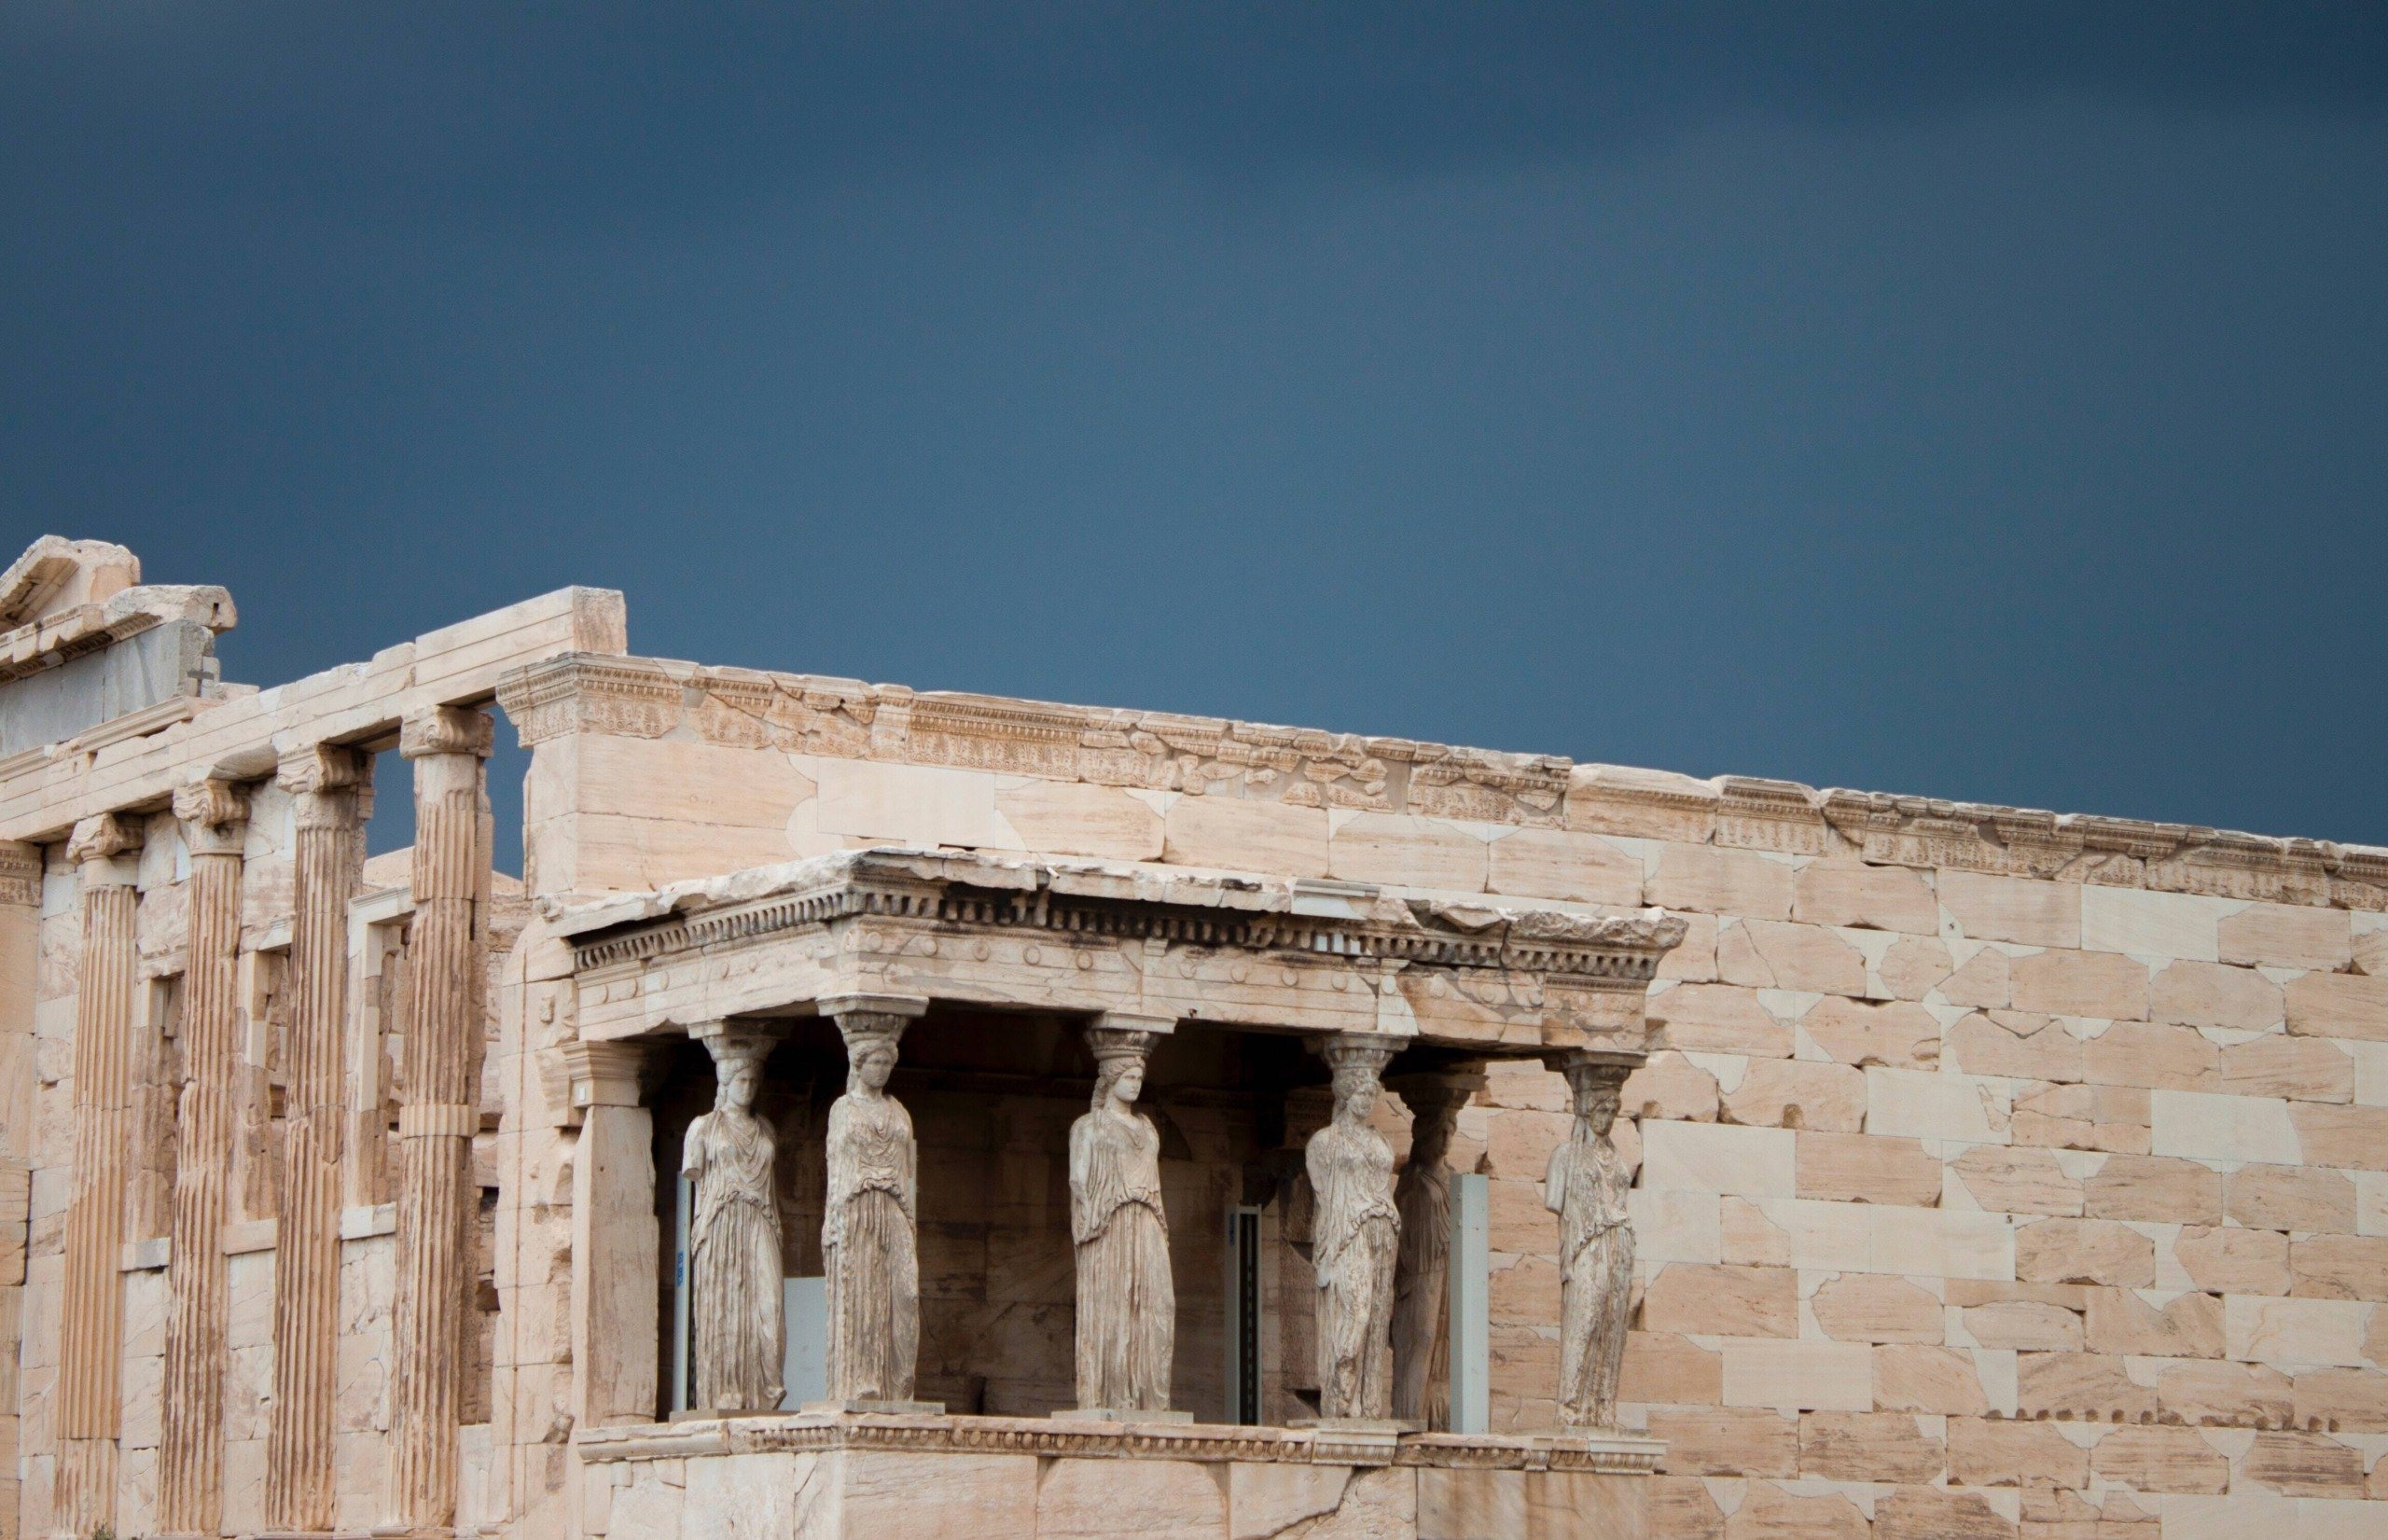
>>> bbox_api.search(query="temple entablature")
[549,847,1687,1055]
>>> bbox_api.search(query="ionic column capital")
[819,992,930,1053]
[174,778,251,857]
[399,706,494,761]
[818,991,931,1024]
[1385,1065,1485,1120]
[1546,1047,1644,1103]
[0,840,40,907]
[276,742,370,799]
[65,813,141,875]
[691,1020,780,1075]
[562,1038,653,1112]
[1317,1031,1403,1080]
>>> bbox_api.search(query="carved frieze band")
[0,839,39,906]
[498,653,2388,909]
[567,855,1687,982]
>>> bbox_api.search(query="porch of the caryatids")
[819,992,933,1410]
[389,705,494,1530]
[56,812,142,1538]
[156,778,248,1538]
[265,742,370,1533]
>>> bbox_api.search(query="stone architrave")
[1389,1071,1476,1430]
[56,812,141,1538]
[1068,1017,1174,1415]
[1306,1034,1403,1422]
[682,1024,785,1413]
[266,742,369,1533]
[390,705,494,1528]
[1545,1048,1642,1430]
[158,778,247,1539]
[820,992,929,1408]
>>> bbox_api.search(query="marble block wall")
[502,654,2388,1540]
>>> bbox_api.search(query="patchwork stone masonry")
[0,534,2382,1539]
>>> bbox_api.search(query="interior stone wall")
[510,657,2388,1540]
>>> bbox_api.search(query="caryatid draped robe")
[1307,1118,1401,1420]
[682,1106,785,1411]
[1390,1153,1451,1427]
[1069,1103,1174,1411]
[823,1089,920,1403]
[1547,1121,1633,1428]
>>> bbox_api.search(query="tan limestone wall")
[587,1442,1643,1540]
[509,659,2388,1539]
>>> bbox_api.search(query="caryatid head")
[835,1012,909,1095]
[1560,1052,1635,1140]
[701,1027,777,1115]
[1086,1027,1156,1110]
[1322,1038,1397,1127]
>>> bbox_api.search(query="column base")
[799,1397,948,1415]
[1050,1407,1196,1423]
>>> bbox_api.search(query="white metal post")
[1448,1172,1490,1434]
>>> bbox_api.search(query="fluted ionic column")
[56,812,142,1538]
[266,743,368,1534]
[390,707,493,1531]
[157,779,247,1538]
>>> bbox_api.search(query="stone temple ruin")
[1,534,2383,1540]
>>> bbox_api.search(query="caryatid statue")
[682,1026,785,1413]
[822,997,925,1406]
[1545,1051,1638,1429]
[1389,1074,1473,1429]
[1306,1036,1403,1421]
[1068,1021,1174,1414]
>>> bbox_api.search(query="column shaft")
[391,709,493,1530]
[0,842,35,1536]
[158,783,247,1537]
[566,1042,658,1430]
[56,814,142,1538]
[266,745,368,1533]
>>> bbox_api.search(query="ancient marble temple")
[2,534,2384,1540]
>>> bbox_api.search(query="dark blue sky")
[6,6,2385,853]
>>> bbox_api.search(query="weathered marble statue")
[823,1011,920,1405]
[1069,1027,1173,1413]
[1306,1038,1402,1421]
[1390,1077,1465,1429]
[681,1027,785,1412]
[1546,1054,1636,1429]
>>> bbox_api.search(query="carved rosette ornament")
[683,1024,787,1412]
[821,993,928,1408]
[1545,1049,1641,1430]
[159,779,248,1538]
[1306,1034,1403,1422]
[1069,1018,1175,1414]
[57,813,141,1537]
